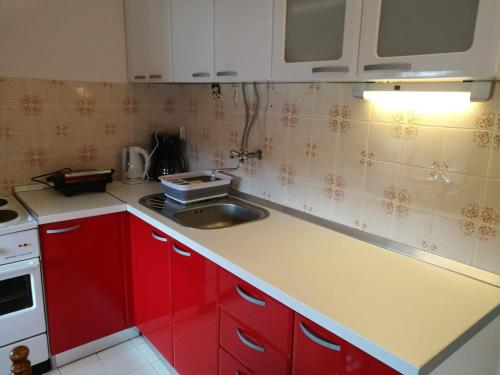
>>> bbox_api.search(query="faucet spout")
[210,165,241,181]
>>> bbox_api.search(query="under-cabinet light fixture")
[352,81,494,114]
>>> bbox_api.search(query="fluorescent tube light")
[363,90,472,113]
[352,81,494,114]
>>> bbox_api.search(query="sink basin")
[173,202,269,229]
[138,193,270,229]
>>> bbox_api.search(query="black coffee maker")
[150,133,186,180]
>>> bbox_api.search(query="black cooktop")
[0,210,18,224]
[0,198,7,208]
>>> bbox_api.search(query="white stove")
[0,195,49,374]
[0,195,37,237]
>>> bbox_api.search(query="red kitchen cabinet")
[40,213,131,355]
[220,310,290,375]
[171,240,218,375]
[218,268,294,353]
[220,348,254,375]
[292,314,400,375]
[130,215,173,363]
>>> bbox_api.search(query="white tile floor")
[43,337,175,375]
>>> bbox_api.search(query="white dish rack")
[159,171,233,204]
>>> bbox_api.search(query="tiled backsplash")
[172,83,500,276]
[1,78,499,275]
[0,77,175,194]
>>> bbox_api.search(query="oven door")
[0,258,46,347]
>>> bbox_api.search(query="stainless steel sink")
[173,202,268,229]
[139,194,269,229]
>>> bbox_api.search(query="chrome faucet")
[210,165,241,181]
[229,149,263,164]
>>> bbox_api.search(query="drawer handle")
[300,322,341,351]
[151,231,167,243]
[236,285,266,307]
[134,75,146,80]
[216,71,237,77]
[46,224,81,234]
[236,328,265,353]
[312,66,349,73]
[172,244,191,257]
[192,72,210,78]
[149,74,162,79]
[363,63,412,72]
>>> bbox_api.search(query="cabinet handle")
[235,285,266,307]
[46,224,81,235]
[172,244,191,257]
[312,66,349,73]
[216,71,238,77]
[236,328,265,352]
[151,231,167,243]
[299,322,341,351]
[134,75,146,80]
[149,74,162,79]
[363,63,412,72]
[192,72,210,78]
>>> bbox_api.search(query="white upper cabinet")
[214,0,273,81]
[124,0,148,82]
[272,0,362,81]
[124,0,172,82]
[358,0,500,80]
[171,0,214,82]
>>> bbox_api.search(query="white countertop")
[17,182,500,374]
[15,188,126,224]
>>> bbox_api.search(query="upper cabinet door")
[145,0,172,82]
[358,0,500,80]
[124,0,171,83]
[272,0,362,81]
[171,0,214,82]
[124,0,148,82]
[214,0,273,81]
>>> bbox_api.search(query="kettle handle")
[121,147,130,173]
[131,146,150,180]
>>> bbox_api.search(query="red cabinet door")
[40,213,131,355]
[130,215,173,363]
[171,240,218,375]
[292,314,400,375]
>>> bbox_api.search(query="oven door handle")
[0,258,39,277]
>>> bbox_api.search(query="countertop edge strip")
[418,304,500,375]
[36,205,127,224]
[230,190,500,288]
[124,203,419,375]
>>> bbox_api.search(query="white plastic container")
[159,171,233,204]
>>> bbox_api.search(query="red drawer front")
[220,348,254,375]
[220,309,290,375]
[292,314,400,375]
[218,268,293,354]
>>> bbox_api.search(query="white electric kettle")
[121,146,151,184]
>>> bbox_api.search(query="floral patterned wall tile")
[401,125,443,169]
[0,77,174,191]
[2,77,499,276]
[179,82,500,275]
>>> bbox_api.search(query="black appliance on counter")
[150,133,186,180]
